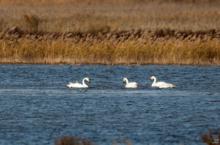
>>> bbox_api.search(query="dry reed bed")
[1,27,220,41]
[0,1,220,64]
[1,27,220,65]
[0,35,220,65]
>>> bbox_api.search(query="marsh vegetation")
[0,0,220,64]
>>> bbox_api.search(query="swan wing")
[125,82,138,88]
[155,81,175,88]
[67,82,88,88]
[131,82,138,86]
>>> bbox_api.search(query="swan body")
[67,77,90,88]
[150,76,175,89]
[123,77,138,88]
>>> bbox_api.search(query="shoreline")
[0,62,220,67]
[0,27,220,65]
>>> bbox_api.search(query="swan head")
[83,77,90,83]
[123,77,128,83]
[150,76,156,80]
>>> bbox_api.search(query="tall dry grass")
[22,14,40,32]
[1,1,220,32]
[0,38,219,64]
[0,0,219,5]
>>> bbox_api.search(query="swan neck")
[153,77,157,84]
[124,78,129,84]
[82,79,87,86]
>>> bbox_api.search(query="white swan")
[150,76,175,89]
[123,77,138,88]
[67,77,90,88]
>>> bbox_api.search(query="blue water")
[0,65,219,145]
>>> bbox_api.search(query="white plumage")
[150,76,175,89]
[67,77,90,88]
[123,77,138,88]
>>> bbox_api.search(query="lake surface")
[0,65,219,145]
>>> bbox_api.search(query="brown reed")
[202,129,220,145]
[0,37,219,64]
[23,14,40,32]
[55,136,93,145]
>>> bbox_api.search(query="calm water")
[0,65,219,145]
